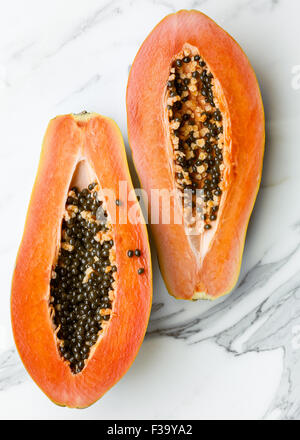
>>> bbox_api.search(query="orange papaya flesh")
[127,10,265,300]
[11,112,152,408]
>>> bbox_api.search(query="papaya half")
[11,112,152,408]
[126,10,265,300]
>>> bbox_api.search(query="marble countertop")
[1,0,300,420]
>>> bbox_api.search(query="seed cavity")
[166,46,226,231]
[50,183,117,374]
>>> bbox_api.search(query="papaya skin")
[11,113,152,408]
[127,10,265,300]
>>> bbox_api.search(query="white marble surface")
[1,0,300,420]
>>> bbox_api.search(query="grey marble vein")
[47,1,120,59]
[219,0,280,23]
[0,349,26,392]
[57,74,101,105]
[217,276,300,420]
[10,42,36,61]
[144,221,300,419]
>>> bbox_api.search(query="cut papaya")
[127,10,265,300]
[11,112,152,407]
